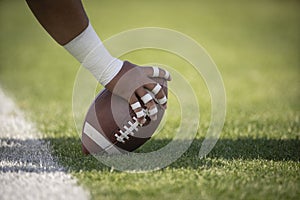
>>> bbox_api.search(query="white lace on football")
[141,93,152,104]
[114,117,139,143]
[152,66,159,77]
[151,84,162,95]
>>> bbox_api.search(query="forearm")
[25,0,88,45]
[25,0,170,124]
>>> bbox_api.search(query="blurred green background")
[0,0,299,199]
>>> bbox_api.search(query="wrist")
[63,22,123,86]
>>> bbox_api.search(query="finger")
[136,87,158,121]
[152,66,171,80]
[144,83,168,109]
[144,66,172,81]
[129,95,146,125]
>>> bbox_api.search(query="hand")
[105,61,171,125]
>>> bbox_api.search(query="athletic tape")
[152,67,159,77]
[64,22,123,86]
[131,102,141,110]
[151,84,162,95]
[164,70,170,80]
[158,96,167,104]
[141,93,152,104]
[148,107,158,116]
[135,110,145,118]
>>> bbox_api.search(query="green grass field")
[1,0,299,199]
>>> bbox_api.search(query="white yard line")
[0,87,90,200]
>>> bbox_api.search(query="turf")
[0,0,299,199]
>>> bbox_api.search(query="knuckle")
[141,93,153,104]
[155,90,165,99]
[146,100,155,108]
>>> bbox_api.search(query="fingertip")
[157,96,167,105]
[137,117,146,126]
[141,118,147,124]
[164,70,170,80]
[165,72,172,81]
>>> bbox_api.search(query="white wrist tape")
[64,22,123,86]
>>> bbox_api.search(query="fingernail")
[139,118,146,126]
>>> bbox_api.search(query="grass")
[0,0,299,199]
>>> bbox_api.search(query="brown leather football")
[81,78,167,155]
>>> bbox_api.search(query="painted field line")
[0,87,90,200]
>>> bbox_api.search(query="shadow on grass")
[47,136,300,172]
[1,137,299,173]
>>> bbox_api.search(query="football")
[81,78,168,155]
